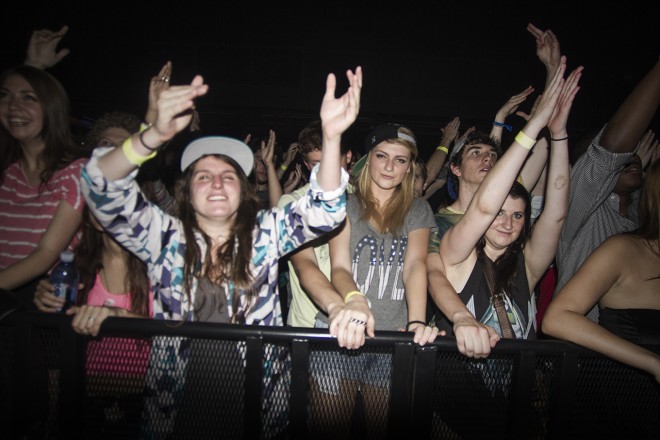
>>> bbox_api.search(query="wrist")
[406,320,427,331]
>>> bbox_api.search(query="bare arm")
[318,67,362,192]
[427,252,500,358]
[328,217,375,348]
[403,228,440,345]
[261,130,284,208]
[601,60,660,153]
[96,76,209,180]
[425,117,459,187]
[0,201,82,290]
[442,58,568,267]
[490,86,534,144]
[525,66,583,286]
[543,238,660,382]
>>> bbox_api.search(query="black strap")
[482,258,516,339]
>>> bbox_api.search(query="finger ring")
[161,76,170,82]
[88,317,95,322]
[349,317,366,326]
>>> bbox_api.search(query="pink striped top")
[0,158,87,269]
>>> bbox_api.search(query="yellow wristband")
[139,122,152,133]
[436,145,449,154]
[515,131,536,150]
[344,290,365,303]
[121,137,157,167]
[279,163,288,171]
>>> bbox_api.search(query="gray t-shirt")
[347,196,436,330]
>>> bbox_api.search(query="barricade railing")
[1,310,658,439]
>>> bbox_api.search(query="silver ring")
[348,317,366,326]
[160,76,170,82]
[88,317,95,322]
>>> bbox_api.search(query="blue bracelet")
[492,121,513,132]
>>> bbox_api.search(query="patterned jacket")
[81,147,349,326]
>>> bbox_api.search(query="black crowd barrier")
[1,310,658,439]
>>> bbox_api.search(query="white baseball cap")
[180,136,254,175]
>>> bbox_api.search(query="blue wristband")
[492,121,513,132]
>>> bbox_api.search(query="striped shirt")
[555,127,639,321]
[0,158,87,269]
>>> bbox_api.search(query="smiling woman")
[0,65,87,296]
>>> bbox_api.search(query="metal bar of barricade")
[2,310,659,439]
[289,339,310,439]
[411,345,437,438]
[388,342,415,436]
[244,336,263,439]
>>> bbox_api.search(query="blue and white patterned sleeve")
[80,147,181,272]
[270,164,349,257]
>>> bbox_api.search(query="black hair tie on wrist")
[406,320,427,330]
[550,136,569,142]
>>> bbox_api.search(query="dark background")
[3,1,659,159]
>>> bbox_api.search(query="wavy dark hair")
[0,65,85,187]
[476,181,531,295]
[83,111,141,150]
[74,207,151,317]
[175,154,260,323]
[447,131,501,201]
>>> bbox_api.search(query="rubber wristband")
[121,137,156,167]
[436,145,449,154]
[515,131,536,150]
[550,136,569,142]
[139,128,160,152]
[406,320,427,330]
[279,163,288,171]
[344,290,366,303]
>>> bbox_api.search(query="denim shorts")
[309,348,392,395]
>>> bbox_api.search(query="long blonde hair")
[355,126,418,234]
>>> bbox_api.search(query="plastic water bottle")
[50,250,79,312]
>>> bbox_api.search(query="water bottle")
[50,250,79,312]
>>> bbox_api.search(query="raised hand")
[547,65,584,137]
[24,25,70,69]
[515,94,542,122]
[526,56,567,133]
[496,86,535,121]
[441,117,461,146]
[635,129,659,171]
[152,75,208,143]
[146,61,172,125]
[320,66,363,140]
[283,163,303,193]
[282,142,300,166]
[260,130,276,167]
[527,23,561,72]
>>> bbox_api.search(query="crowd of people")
[1,21,658,437]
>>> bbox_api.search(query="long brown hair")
[74,207,151,317]
[355,126,418,234]
[476,181,531,295]
[0,66,84,186]
[175,154,260,323]
[635,159,660,245]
